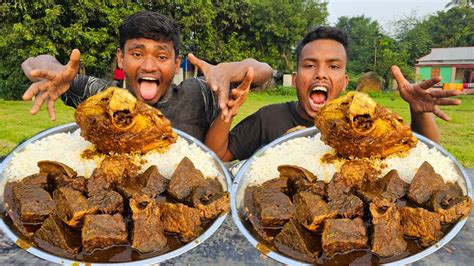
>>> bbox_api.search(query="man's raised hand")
[22,49,81,120]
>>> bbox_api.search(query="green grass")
[0,100,75,155]
[1,92,473,167]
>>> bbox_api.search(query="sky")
[327,0,449,35]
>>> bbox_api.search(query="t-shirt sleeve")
[228,111,263,160]
[195,77,219,125]
[61,75,117,108]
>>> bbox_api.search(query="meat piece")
[339,159,379,189]
[168,157,209,201]
[261,176,289,194]
[82,214,128,253]
[327,173,353,201]
[86,168,114,196]
[129,197,167,253]
[38,160,86,193]
[190,179,230,220]
[273,219,319,263]
[355,184,384,204]
[158,202,202,242]
[13,184,54,223]
[88,190,124,215]
[370,199,407,257]
[243,186,274,242]
[378,169,409,201]
[53,187,94,228]
[293,192,336,231]
[278,165,317,182]
[315,91,418,158]
[34,215,81,257]
[118,165,168,199]
[75,87,177,154]
[400,207,442,247]
[3,182,33,238]
[18,173,49,190]
[322,218,368,258]
[430,186,472,224]
[253,187,295,228]
[408,161,448,206]
[329,195,364,219]
[100,155,139,187]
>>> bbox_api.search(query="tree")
[0,0,142,99]
[336,16,382,74]
[247,0,328,72]
[445,0,474,8]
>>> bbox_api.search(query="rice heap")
[4,129,218,182]
[245,133,461,186]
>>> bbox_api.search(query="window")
[430,67,440,77]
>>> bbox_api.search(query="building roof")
[416,47,474,66]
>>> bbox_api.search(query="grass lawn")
[1,92,473,167]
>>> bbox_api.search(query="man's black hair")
[295,26,350,65]
[119,11,180,57]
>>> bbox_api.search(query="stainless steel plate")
[0,122,232,265]
[231,126,472,265]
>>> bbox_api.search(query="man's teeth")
[311,86,327,92]
[141,77,157,81]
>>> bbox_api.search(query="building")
[415,47,474,89]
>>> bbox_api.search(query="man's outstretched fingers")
[418,76,442,90]
[430,89,463,98]
[22,80,51,101]
[433,106,450,121]
[188,53,208,73]
[47,99,57,121]
[434,98,461,106]
[68,49,81,69]
[31,92,48,115]
[30,69,57,80]
[390,65,408,85]
[239,67,254,90]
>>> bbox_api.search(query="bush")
[262,86,296,96]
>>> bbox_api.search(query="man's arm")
[391,66,462,143]
[205,68,254,162]
[188,53,273,122]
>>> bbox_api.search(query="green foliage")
[336,15,381,74]
[0,0,328,99]
[261,86,297,96]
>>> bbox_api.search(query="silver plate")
[231,126,472,265]
[0,122,232,265]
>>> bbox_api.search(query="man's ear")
[117,48,124,69]
[343,73,349,91]
[175,55,182,75]
[292,71,297,88]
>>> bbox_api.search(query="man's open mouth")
[309,86,328,110]
[138,77,161,100]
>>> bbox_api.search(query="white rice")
[3,129,218,182]
[245,133,461,186]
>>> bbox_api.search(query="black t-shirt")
[63,75,219,141]
[228,101,314,160]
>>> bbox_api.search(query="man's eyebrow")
[127,44,145,50]
[127,44,170,51]
[302,57,344,62]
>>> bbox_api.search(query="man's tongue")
[310,91,327,105]
[139,81,158,100]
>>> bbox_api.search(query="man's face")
[117,38,180,105]
[292,39,349,121]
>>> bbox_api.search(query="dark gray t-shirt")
[63,75,219,141]
[228,101,314,160]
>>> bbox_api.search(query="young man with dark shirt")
[21,11,272,141]
[205,26,462,162]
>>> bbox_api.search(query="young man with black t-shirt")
[205,26,462,162]
[21,11,272,142]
